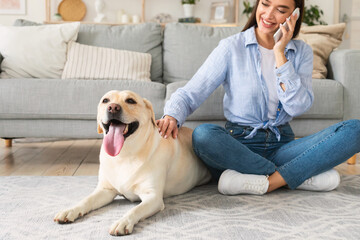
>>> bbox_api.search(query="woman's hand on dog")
[156,115,178,139]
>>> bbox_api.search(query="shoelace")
[243,184,262,191]
[303,177,314,185]
[242,178,268,191]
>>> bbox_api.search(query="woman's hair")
[242,0,304,39]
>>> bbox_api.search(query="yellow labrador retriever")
[54,90,211,235]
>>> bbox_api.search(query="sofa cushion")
[13,19,163,83]
[166,81,225,121]
[299,79,343,119]
[296,23,346,79]
[166,79,343,121]
[77,23,163,82]
[0,22,80,79]
[0,79,165,120]
[163,23,242,84]
[62,42,152,81]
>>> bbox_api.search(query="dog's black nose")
[108,103,121,114]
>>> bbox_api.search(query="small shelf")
[43,20,141,26]
[45,0,240,27]
[44,20,241,28]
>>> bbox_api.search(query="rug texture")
[1,176,360,240]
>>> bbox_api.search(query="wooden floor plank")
[0,141,52,176]
[0,140,359,176]
[73,139,102,176]
[0,139,21,161]
[10,140,74,176]
[42,139,97,176]
[335,153,360,175]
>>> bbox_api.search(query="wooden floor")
[1,139,360,176]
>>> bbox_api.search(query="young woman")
[157,0,360,195]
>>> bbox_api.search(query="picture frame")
[210,1,230,24]
[0,0,26,15]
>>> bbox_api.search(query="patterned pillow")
[61,42,152,81]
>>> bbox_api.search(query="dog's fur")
[54,90,211,235]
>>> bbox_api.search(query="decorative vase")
[183,4,195,18]
[94,0,106,22]
[132,14,141,24]
[121,14,130,24]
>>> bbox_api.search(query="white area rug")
[1,176,360,240]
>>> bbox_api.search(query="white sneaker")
[296,169,340,192]
[218,169,269,195]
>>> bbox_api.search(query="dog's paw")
[54,208,82,224]
[109,217,135,236]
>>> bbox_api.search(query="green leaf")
[303,4,327,26]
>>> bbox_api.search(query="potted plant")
[181,0,199,18]
[303,4,327,26]
[242,0,254,18]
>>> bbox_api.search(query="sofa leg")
[347,154,357,165]
[4,139,12,147]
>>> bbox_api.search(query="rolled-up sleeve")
[275,43,314,117]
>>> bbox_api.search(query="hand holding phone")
[273,8,300,43]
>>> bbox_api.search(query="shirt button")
[277,73,281,77]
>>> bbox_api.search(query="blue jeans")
[192,119,360,189]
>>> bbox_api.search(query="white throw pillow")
[61,42,152,81]
[0,22,80,79]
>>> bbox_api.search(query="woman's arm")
[158,39,231,138]
[275,43,314,117]
[274,13,297,91]
[273,14,314,117]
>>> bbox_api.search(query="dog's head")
[97,90,155,157]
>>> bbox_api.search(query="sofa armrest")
[328,49,360,120]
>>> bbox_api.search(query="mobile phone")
[273,8,300,43]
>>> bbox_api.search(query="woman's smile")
[261,17,276,29]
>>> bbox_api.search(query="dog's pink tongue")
[104,123,125,157]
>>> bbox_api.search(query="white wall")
[339,0,360,49]
[308,0,335,25]
[0,0,336,25]
[2,0,358,48]
[0,0,45,26]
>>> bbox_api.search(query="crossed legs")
[193,119,360,194]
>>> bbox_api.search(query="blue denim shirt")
[164,26,314,140]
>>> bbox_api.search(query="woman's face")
[256,0,296,35]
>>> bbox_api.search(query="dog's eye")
[125,98,137,104]
[102,98,110,104]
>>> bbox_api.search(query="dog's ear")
[97,123,103,134]
[143,98,156,127]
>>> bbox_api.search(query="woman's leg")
[269,119,360,189]
[192,123,276,180]
[267,171,287,192]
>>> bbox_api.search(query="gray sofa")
[1,20,360,142]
